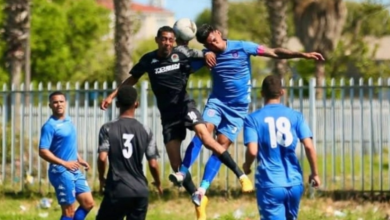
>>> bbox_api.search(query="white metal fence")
[0,78,389,192]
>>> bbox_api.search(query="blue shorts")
[202,98,248,142]
[256,185,304,220]
[48,170,91,205]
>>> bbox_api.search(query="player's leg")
[197,133,230,194]
[186,103,253,185]
[74,172,94,220]
[257,187,288,220]
[179,107,221,174]
[48,171,77,219]
[178,123,215,176]
[125,197,149,220]
[163,123,197,196]
[169,123,215,186]
[96,195,126,220]
[285,184,304,220]
[181,101,245,181]
[200,105,253,193]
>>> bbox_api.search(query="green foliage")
[344,1,390,37]
[293,0,390,81]
[195,1,295,44]
[30,0,112,84]
[0,0,113,84]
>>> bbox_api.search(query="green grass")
[1,152,390,194]
[0,190,388,220]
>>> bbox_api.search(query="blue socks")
[60,216,72,220]
[180,136,203,174]
[179,135,223,192]
[73,206,90,220]
[200,153,222,191]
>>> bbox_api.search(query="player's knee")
[84,199,95,210]
[217,136,231,149]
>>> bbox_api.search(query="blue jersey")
[244,104,312,188]
[39,116,78,173]
[207,40,263,104]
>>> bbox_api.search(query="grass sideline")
[0,187,389,220]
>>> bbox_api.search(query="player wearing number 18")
[242,75,321,220]
[96,85,162,220]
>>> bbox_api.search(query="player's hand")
[100,96,113,110]
[99,177,106,195]
[152,182,163,196]
[62,161,80,171]
[205,52,216,68]
[309,174,321,188]
[302,52,325,61]
[242,162,251,175]
[78,159,90,171]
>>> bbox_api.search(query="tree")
[3,0,30,127]
[4,0,29,88]
[113,0,133,84]
[265,0,289,77]
[212,0,228,37]
[292,0,347,98]
[293,0,390,86]
[30,0,111,84]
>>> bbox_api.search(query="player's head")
[49,91,66,117]
[196,24,226,53]
[155,26,176,57]
[116,85,139,111]
[261,75,284,100]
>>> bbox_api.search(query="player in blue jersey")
[39,91,94,220]
[243,75,320,220]
[169,24,324,220]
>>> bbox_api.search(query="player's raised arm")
[241,40,325,60]
[259,46,325,60]
[100,54,150,110]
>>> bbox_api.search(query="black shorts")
[161,100,204,144]
[96,196,148,220]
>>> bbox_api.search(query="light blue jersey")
[207,40,264,104]
[244,104,313,188]
[39,115,90,205]
[39,116,78,173]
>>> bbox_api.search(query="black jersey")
[98,117,159,198]
[129,47,203,116]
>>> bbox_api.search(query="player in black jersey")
[100,26,253,202]
[96,85,162,220]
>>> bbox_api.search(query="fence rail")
[0,77,389,193]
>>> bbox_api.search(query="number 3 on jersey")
[264,117,293,148]
[123,133,134,159]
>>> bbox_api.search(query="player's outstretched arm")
[100,76,139,110]
[301,138,321,187]
[259,46,325,60]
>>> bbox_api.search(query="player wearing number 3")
[242,75,321,220]
[96,85,162,220]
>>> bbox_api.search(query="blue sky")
[134,0,211,20]
[134,0,390,21]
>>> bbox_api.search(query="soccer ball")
[173,18,197,41]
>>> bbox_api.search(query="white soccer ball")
[173,18,197,41]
